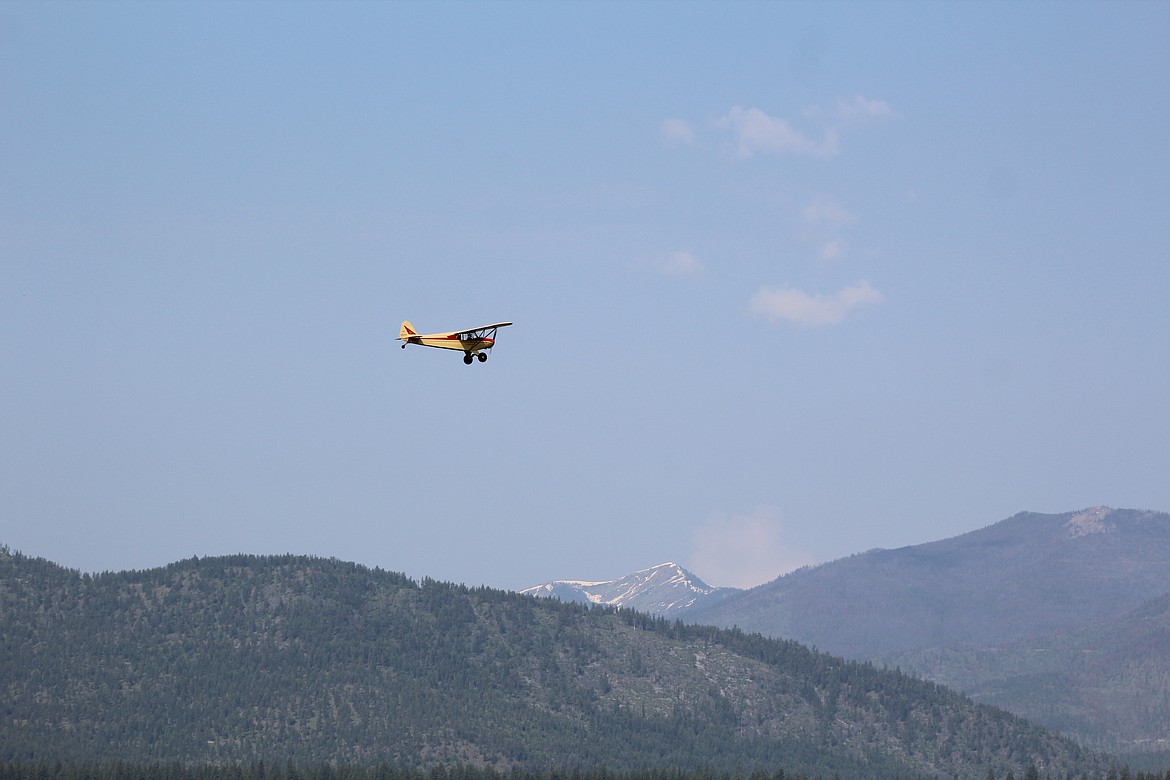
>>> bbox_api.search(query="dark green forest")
[2,764,1168,780]
[0,548,1121,778]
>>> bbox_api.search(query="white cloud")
[749,280,884,326]
[715,106,838,159]
[650,250,704,277]
[674,96,892,161]
[801,199,858,227]
[660,118,696,147]
[837,94,896,122]
[689,507,814,589]
[818,238,846,262]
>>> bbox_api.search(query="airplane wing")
[460,322,513,331]
[451,322,513,338]
[400,321,511,340]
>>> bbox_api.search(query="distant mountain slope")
[684,508,1170,659]
[679,507,1170,752]
[521,562,740,616]
[893,590,1170,752]
[0,547,1102,778]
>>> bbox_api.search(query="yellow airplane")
[399,321,513,364]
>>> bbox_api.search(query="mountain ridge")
[0,546,1103,778]
[684,507,1170,658]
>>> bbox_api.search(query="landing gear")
[463,354,474,365]
[477,352,488,363]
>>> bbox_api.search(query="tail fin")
[399,321,417,341]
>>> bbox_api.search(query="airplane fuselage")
[403,333,494,353]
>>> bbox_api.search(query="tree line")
[2,763,1169,780]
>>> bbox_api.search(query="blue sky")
[3,1,1168,590]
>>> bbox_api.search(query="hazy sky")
[3,1,1168,591]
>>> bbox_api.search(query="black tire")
[463,354,474,365]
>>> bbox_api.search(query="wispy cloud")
[802,200,856,263]
[749,280,884,326]
[647,250,704,277]
[715,106,838,159]
[660,118,696,147]
[689,507,814,589]
[801,199,858,227]
[818,238,846,263]
[699,96,893,161]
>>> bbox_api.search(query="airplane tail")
[399,321,417,341]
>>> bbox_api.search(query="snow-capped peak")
[520,562,741,616]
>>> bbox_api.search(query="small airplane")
[399,321,513,364]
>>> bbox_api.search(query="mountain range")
[526,507,1170,753]
[0,546,1105,778]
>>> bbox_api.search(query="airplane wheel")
[477,352,488,363]
[463,354,473,365]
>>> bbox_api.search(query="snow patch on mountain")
[520,562,741,616]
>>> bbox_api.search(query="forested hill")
[0,549,1103,778]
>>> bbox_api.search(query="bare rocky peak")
[1065,506,1115,537]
